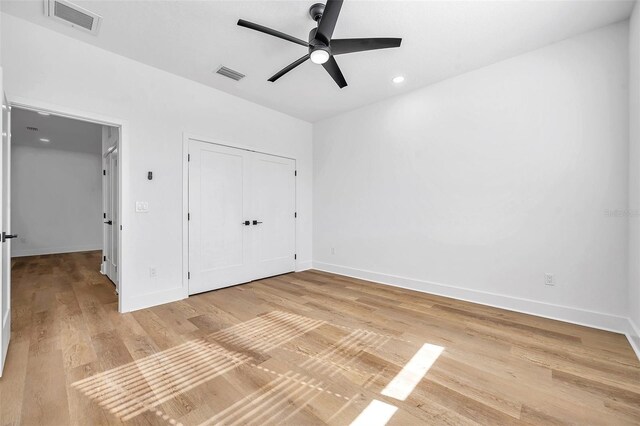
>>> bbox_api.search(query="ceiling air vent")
[45,0,102,35]
[216,66,245,82]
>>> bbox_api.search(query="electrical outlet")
[149,267,157,278]
[544,273,555,286]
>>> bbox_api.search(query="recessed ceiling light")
[392,76,405,84]
[39,138,50,143]
[38,111,51,116]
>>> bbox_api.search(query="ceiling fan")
[237,0,402,88]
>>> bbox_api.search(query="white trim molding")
[313,261,633,336]
[120,287,187,313]
[627,319,640,361]
[8,95,128,313]
[296,260,313,272]
[12,245,102,258]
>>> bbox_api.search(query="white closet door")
[250,152,296,279]
[188,140,296,295]
[188,141,253,295]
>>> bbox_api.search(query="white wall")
[314,22,630,331]
[628,2,640,352]
[0,13,313,311]
[11,144,102,257]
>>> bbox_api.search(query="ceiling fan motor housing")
[309,27,330,52]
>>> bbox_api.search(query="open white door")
[103,143,119,291]
[0,74,12,377]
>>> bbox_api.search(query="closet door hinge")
[294,254,297,260]
[103,256,106,261]
[188,272,191,279]
[188,213,191,221]
[294,212,297,218]
[103,213,106,219]
[103,170,106,176]
[188,154,191,162]
[294,170,297,176]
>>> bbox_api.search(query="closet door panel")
[250,152,296,279]
[188,141,253,295]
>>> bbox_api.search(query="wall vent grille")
[45,0,102,35]
[216,66,246,81]
[26,127,39,132]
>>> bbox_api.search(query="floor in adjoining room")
[0,252,639,425]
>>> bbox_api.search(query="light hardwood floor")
[1,251,639,425]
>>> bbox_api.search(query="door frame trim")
[182,133,298,297]
[9,95,128,313]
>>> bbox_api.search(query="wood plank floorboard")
[1,251,639,425]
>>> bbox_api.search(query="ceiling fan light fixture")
[392,75,405,84]
[238,1,402,88]
[310,48,330,64]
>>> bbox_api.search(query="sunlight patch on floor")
[300,329,390,377]
[70,309,427,424]
[381,343,444,401]
[198,371,327,426]
[73,339,250,420]
[208,311,326,352]
[72,311,326,421]
[349,399,398,426]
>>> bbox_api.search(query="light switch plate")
[135,201,149,213]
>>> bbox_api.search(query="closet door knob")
[252,220,263,225]
[242,220,251,226]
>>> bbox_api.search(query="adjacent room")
[0,0,639,425]
[10,108,120,290]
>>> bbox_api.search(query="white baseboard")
[312,261,631,335]
[121,286,187,313]
[296,260,313,272]
[12,245,102,257]
[627,319,640,361]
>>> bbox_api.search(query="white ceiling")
[12,107,102,154]
[1,1,635,122]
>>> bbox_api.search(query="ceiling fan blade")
[331,38,402,55]
[316,0,343,45]
[322,56,347,88]
[237,19,309,47]
[268,55,310,82]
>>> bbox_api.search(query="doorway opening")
[10,106,121,293]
